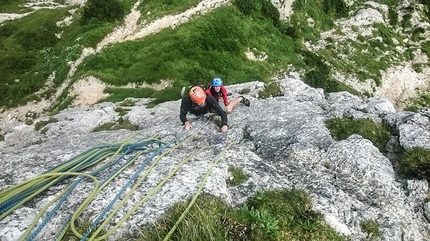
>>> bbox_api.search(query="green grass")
[1,0,429,111]
[325,117,391,153]
[72,0,359,104]
[227,166,249,186]
[404,91,430,112]
[0,0,31,13]
[0,0,133,109]
[138,0,200,23]
[131,190,345,241]
[34,117,58,131]
[360,220,380,241]
[258,82,284,99]
[0,8,69,108]
[92,117,139,132]
[399,147,430,182]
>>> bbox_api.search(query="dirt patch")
[70,76,108,106]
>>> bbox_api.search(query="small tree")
[81,0,124,24]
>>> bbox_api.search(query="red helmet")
[189,86,206,105]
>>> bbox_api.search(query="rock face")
[1,76,429,240]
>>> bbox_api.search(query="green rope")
[19,141,132,240]
[87,138,209,240]
[163,142,235,241]
[17,172,99,241]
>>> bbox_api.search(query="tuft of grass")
[243,124,254,141]
[114,107,129,116]
[258,82,283,99]
[404,92,430,112]
[34,117,58,131]
[360,219,380,240]
[227,166,249,187]
[245,189,345,240]
[399,147,430,182]
[92,118,139,132]
[325,117,391,153]
[239,88,251,94]
[134,190,345,241]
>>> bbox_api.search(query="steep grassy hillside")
[0,0,429,110]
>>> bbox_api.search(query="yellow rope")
[163,142,235,241]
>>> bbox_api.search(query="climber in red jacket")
[205,77,250,113]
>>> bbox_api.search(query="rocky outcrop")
[1,76,429,240]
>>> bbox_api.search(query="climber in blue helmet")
[205,77,250,113]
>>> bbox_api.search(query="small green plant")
[247,206,279,237]
[227,166,249,186]
[34,117,58,131]
[0,134,4,142]
[25,119,34,125]
[360,219,380,240]
[325,117,391,153]
[239,88,251,94]
[399,147,430,182]
[258,82,283,99]
[212,117,222,127]
[92,118,139,132]
[243,125,254,141]
[114,107,129,116]
[40,127,49,135]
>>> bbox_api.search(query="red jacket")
[205,86,229,106]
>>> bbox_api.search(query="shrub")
[399,147,430,182]
[34,117,58,131]
[323,0,348,18]
[14,21,60,51]
[404,92,430,112]
[388,7,398,26]
[81,0,125,25]
[325,117,391,153]
[258,82,283,99]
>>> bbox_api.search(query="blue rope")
[0,146,120,215]
[27,140,162,240]
[79,144,171,240]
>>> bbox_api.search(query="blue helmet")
[212,77,223,87]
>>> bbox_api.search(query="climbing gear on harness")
[211,77,223,87]
[189,86,206,105]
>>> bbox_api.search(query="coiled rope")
[2,116,232,240]
[22,138,163,241]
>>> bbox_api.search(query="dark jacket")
[180,94,228,126]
